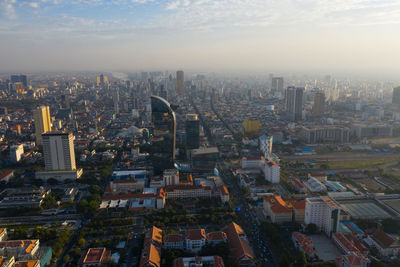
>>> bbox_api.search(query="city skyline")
[0,0,400,76]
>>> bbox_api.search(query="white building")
[264,160,280,184]
[42,132,76,171]
[304,177,327,192]
[185,229,206,253]
[10,144,24,163]
[305,196,341,237]
[163,169,179,186]
[36,132,82,181]
[241,156,264,169]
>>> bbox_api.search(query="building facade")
[33,106,51,146]
[151,96,176,174]
[286,87,304,121]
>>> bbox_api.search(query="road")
[0,214,81,224]
[217,162,277,267]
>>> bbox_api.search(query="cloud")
[0,0,17,19]
[29,2,40,8]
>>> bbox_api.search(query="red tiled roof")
[372,229,400,249]
[219,185,229,196]
[164,234,184,243]
[0,170,13,180]
[79,248,110,264]
[186,229,206,240]
[223,222,254,264]
[207,232,227,241]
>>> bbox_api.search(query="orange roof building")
[263,196,305,224]
[140,226,163,267]
[292,232,314,257]
[78,248,110,267]
[222,222,254,266]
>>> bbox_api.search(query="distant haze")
[1,0,400,77]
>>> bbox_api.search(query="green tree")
[42,194,58,209]
[78,237,86,248]
[63,254,70,264]
[306,223,318,235]
[295,251,307,267]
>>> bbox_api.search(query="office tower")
[96,74,108,86]
[186,114,200,150]
[305,196,341,237]
[176,70,184,94]
[271,77,284,92]
[285,87,304,121]
[33,106,51,146]
[151,96,176,174]
[313,91,325,117]
[159,85,168,100]
[113,88,120,114]
[392,87,400,110]
[11,74,28,88]
[42,132,76,171]
[10,144,24,163]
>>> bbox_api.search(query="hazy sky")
[1,0,400,75]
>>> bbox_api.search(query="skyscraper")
[113,88,120,114]
[186,114,200,150]
[176,70,184,94]
[151,96,176,174]
[271,77,284,92]
[42,132,76,171]
[96,74,108,86]
[11,74,28,88]
[285,87,304,121]
[392,87,400,110]
[33,106,51,146]
[313,91,325,118]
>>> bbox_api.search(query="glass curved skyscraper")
[151,95,176,174]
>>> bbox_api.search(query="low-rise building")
[0,171,14,184]
[0,240,40,260]
[368,229,400,257]
[78,248,111,267]
[173,256,225,267]
[185,229,207,253]
[222,222,254,266]
[0,229,6,242]
[336,252,370,267]
[139,226,162,267]
[301,126,350,144]
[241,157,264,169]
[163,169,179,186]
[163,235,184,250]
[0,188,50,209]
[206,232,227,246]
[304,177,327,193]
[291,232,314,258]
[263,196,305,224]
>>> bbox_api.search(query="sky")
[1,0,400,75]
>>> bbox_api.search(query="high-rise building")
[159,85,168,100]
[392,87,400,110]
[113,88,120,114]
[186,114,200,150]
[313,91,325,117]
[96,74,108,86]
[285,87,304,121]
[305,196,341,237]
[151,96,176,174]
[272,77,284,92]
[10,74,28,88]
[10,144,24,163]
[176,70,184,94]
[42,132,76,171]
[33,106,51,146]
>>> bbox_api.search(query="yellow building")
[33,106,51,146]
[243,119,260,133]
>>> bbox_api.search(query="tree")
[63,254,70,264]
[306,223,318,235]
[295,251,307,267]
[78,237,86,248]
[47,178,59,185]
[279,252,292,267]
[41,194,58,209]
